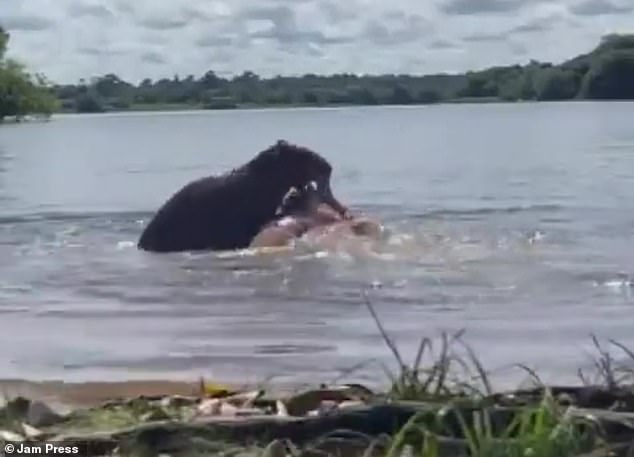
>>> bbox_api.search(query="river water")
[1,102,633,389]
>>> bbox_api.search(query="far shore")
[62,97,634,116]
[3,97,632,124]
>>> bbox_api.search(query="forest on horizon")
[1,29,634,120]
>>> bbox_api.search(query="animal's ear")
[272,140,295,161]
[276,186,298,215]
[281,187,299,204]
[251,143,283,172]
[303,181,318,193]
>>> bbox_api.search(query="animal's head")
[276,181,320,217]
[251,140,348,216]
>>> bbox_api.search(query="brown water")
[1,102,634,389]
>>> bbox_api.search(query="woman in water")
[249,182,383,249]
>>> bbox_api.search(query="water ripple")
[2,105,634,387]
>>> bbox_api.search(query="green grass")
[362,291,493,403]
[385,392,602,457]
[578,334,634,389]
[2,291,634,457]
[358,291,630,457]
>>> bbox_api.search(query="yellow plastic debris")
[198,377,235,398]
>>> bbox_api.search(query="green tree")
[0,27,8,60]
[580,50,634,99]
[302,90,319,104]
[458,72,498,98]
[534,68,580,101]
[417,89,442,104]
[347,87,378,105]
[199,70,222,89]
[75,92,105,113]
[389,84,414,104]
[0,60,57,119]
[599,34,634,52]
[31,33,634,112]
[93,73,133,99]
[0,26,57,120]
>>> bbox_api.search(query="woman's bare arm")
[314,204,343,224]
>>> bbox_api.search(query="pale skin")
[249,202,382,249]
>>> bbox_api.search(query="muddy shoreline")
[2,378,634,456]
[3,326,634,455]
[3,336,634,457]
[0,378,312,411]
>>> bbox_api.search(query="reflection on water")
[1,103,634,388]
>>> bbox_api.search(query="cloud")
[510,23,547,33]
[196,36,234,48]
[1,0,632,85]
[0,14,54,31]
[319,1,358,23]
[462,32,509,42]
[138,18,189,30]
[439,0,526,15]
[429,39,458,49]
[239,5,294,24]
[239,5,354,47]
[509,41,529,55]
[510,21,550,34]
[140,51,165,64]
[68,2,114,19]
[110,0,136,15]
[130,3,217,30]
[209,50,233,62]
[509,13,564,34]
[77,46,127,57]
[363,12,431,46]
[569,0,633,15]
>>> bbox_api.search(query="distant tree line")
[457,34,634,102]
[0,26,58,121]
[3,30,634,118]
[54,71,459,113]
[55,34,634,114]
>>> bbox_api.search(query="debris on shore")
[3,306,634,456]
[2,378,634,456]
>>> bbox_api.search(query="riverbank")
[51,97,561,115]
[2,342,634,456]
[4,96,630,122]
[46,97,634,117]
[3,302,634,456]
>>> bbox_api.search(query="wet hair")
[276,181,319,216]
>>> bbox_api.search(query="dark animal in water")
[137,140,348,253]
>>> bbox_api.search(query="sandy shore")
[0,378,309,411]
[0,379,207,410]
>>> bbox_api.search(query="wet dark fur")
[137,140,335,253]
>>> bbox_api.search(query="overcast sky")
[1,0,632,84]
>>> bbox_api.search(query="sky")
[0,0,633,84]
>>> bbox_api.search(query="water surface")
[1,102,634,388]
